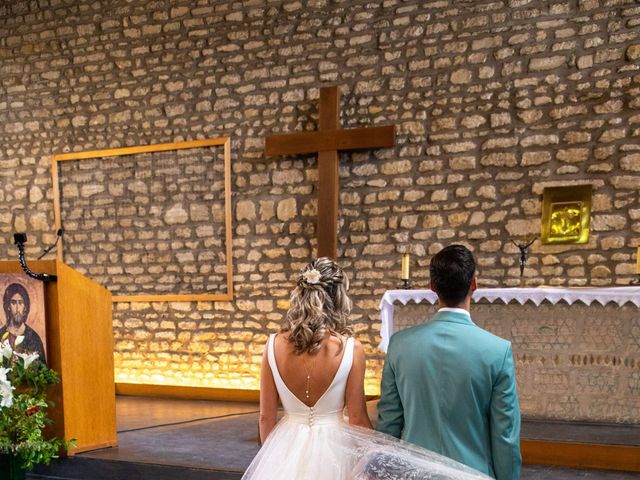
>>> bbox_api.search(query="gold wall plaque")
[541,185,592,244]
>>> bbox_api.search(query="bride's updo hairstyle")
[281,257,353,355]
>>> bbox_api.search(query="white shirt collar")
[437,307,471,318]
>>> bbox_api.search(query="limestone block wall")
[1,0,639,413]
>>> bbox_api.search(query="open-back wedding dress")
[242,334,492,480]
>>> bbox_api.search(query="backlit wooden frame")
[51,138,233,302]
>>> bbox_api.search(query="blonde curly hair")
[281,257,353,355]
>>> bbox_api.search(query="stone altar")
[379,288,640,424]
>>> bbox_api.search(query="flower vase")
[0,454,27,480]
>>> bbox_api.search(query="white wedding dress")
[242,334,491,480]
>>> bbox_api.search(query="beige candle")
[401,253,410,280]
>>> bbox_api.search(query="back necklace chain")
[302,354,318,400]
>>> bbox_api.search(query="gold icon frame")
[541,185,592,244]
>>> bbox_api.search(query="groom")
[377,244,521,479]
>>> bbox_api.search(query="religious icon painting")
[541,185,592,244]
[0,274,48,365]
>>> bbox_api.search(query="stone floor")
[29,396,640,480]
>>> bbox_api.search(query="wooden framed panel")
[52,138,233,302]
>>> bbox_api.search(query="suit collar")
[438,307,470,316]
[433,309,475,326]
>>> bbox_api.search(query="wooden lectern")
[0,260,117,454]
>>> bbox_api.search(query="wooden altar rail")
[522,439,640,472]
[115,383,260,402]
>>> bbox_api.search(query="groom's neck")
[438,297,472,312]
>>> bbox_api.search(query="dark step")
[28,460,640,480]
[30,456,241,480]
[27,396,640,480]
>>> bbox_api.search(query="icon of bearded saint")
[0,283,46,364]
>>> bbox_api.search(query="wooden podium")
[0,260,117,454]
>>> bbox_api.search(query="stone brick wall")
[1,1,639,405]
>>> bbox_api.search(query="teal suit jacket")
[377,310,521,480]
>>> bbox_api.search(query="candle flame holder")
[399,278,412,289]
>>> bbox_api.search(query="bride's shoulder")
[351,338,365,357]
[271,331,291,342]
[331,334,364,355]
[326,333,355,346]
[263,332,287,351]
[340,334,361,348]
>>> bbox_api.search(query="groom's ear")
[430,280,436,293]
[470,276,477,292]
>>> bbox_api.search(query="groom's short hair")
[430,245,476,306]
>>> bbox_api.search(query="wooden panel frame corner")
[51,137,233,303]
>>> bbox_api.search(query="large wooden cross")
[265,86,395,259]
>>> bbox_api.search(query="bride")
[242,257,491,480]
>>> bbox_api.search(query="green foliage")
[0,340,74,471]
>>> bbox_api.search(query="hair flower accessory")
[302,268,322,284]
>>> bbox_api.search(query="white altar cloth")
[378,287,640,351]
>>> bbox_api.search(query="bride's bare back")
[274,332,348,407]
[259,332,372,442]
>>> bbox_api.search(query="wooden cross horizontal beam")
[265,125,395,156]
[264,86,396,258]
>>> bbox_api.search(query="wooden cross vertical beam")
[265,86,395,259]
[317,87,340,258]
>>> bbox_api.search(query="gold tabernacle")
[541,185,592,244]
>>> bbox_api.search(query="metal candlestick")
[400,252,412,289]
[400,278,412,289]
